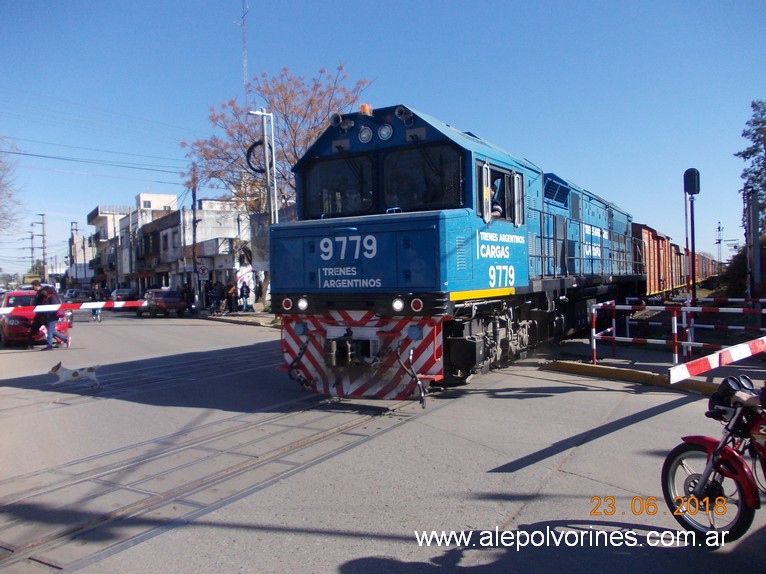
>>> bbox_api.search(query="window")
[143,200,152,208]
[382,144,463,212]
[477,165,524,226]
[172,231,179,248]
[162,234,169,251]
[299,142,464,220]
[304,156,374,219]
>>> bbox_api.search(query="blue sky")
[1,0,764,275]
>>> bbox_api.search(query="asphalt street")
[0,312,764,573]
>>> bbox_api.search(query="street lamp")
[248,108,279,224]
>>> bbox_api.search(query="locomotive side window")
[304,157,374,219]
[478,165,523,226]
[382,144,463,211]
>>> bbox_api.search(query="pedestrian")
[254,272,263,303]
[182,283,196,315]
[239,281,251,312]
[213,281,226,315]
[226,281,237,313]
[91,285,104,322]
[27,280,70,350]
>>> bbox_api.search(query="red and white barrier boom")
[668,335,766,384]
[0,300,147,316]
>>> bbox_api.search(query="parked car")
[108,288,139,311]
[136,289,186,317]
[0,290,70,347]
[63,289,92,303]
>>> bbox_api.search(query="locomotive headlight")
[297,297,309,311]
[358,126,373,144]
[392,298,405,313]
[378,123,393,141]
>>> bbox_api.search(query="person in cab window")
[491,177,504,218]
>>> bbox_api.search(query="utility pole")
[70,222,79,288]
[38,214,47,283]
[31,215,47,282]
[748,185,762,328]
[192,164,203,309]
[28,228,35,271]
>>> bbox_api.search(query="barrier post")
[591,304,598,365]
[671,308,679,365]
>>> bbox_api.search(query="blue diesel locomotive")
[270,104,642,401]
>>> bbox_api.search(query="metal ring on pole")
[245,140,274,174]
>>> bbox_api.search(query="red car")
[136,289,186,317]
[0,290,70,347]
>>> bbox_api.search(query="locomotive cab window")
[477,165,524,226]
[382,143,463,212]
[304,156,374,219]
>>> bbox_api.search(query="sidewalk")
[542,338,766,395]
[201,309,280,329]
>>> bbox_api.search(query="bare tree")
[0,138,20,235]
[182,65,369,212]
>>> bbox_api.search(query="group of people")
[204,278,259,315]
[26,280,71,350]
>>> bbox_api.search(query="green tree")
[735,100,766,230]
[181,66,369,213]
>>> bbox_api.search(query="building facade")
[81,194,257,306]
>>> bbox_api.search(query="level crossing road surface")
[0,311,764,573]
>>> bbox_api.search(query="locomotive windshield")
[383,145,463,211]
[304,157,374,219]
[301,142,464,219]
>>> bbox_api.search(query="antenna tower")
[241,0,249,101]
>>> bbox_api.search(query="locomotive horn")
[395,106,413,122]
[330,112,343,127]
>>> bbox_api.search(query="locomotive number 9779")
[319,235,378,261]
[489,265,515,288]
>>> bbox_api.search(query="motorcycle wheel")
[661,442,755,541]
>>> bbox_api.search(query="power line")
[4,150,182,174]
[5,136,188,164]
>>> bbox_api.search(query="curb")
[541,360,718,396]
[204,315,281,329]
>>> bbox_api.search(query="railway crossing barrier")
[590,300,766,383]
[0,300,147,316]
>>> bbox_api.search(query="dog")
[48,362,101,389]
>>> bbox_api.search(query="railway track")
[0,391,423,572]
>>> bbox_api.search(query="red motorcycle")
[661,375,766,541]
